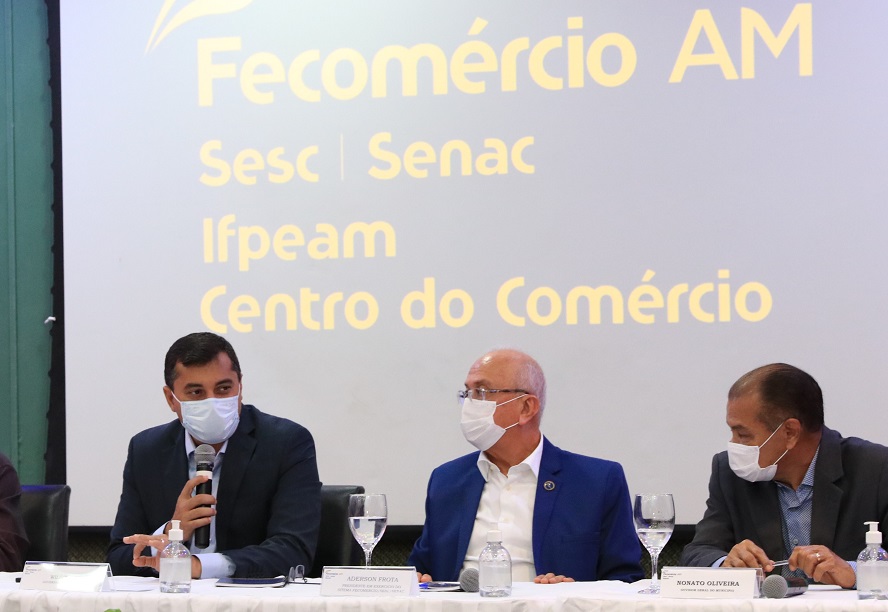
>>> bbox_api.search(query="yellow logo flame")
[146,0,254,53]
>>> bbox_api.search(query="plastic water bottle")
[160,520,192,593]
[479,529,512,597]
[857,521,888,599]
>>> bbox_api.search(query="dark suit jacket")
[681,427,888,567]
[108,405,321,578]
[408,437,642,582]
[0,453,28,571]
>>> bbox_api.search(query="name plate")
[19,561,113,592]
[660,566,761,599]
[320,566,419,597]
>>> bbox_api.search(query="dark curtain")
[44,0,65,484]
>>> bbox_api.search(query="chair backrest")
[20,485,71,562]
[309,484,364,577]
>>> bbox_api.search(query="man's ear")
[163,386,177,412]
[519,394,540,424]
[784,418,802,450]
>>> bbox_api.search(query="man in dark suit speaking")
[107,332,321,579]
[408,349,642,584]
[681,363,888,588]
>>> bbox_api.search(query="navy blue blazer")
[408,437,643,582]
[107,405,321,578]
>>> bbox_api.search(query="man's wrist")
[838,560,856,589]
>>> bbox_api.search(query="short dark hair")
[728,363,824,432]
[164,332,242,389]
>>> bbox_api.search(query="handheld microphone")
[458,567,479,592]
[193,444,216,549]
[761,574,808,598]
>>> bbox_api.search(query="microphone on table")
[761,574,808,598]
[459,567,479,592]
[193,444,216,549]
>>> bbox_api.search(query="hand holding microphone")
[192,444,216,549]
[166,446,217,546]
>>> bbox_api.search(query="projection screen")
[61,1,888,526]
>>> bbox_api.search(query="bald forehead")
[467,349,531,384]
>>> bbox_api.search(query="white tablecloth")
[0,573,877,611]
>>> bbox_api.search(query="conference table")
[0,573,879,612]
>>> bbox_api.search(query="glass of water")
[348,494,388,567]
[634,493,674,594]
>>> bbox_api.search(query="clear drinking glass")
[634,493,675,594]
[347,494,388,567]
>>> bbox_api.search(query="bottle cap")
[486,530,502,543]
[865,521,882,545]
[169,519,184,542]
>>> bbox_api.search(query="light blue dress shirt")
[775,448,818,579]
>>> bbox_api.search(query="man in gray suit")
[681,363,888,588]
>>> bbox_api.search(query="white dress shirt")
[462,436,545,581]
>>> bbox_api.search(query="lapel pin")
[543,480,556,491]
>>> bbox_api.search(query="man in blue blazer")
[408,349,642,583]
[107,332,321,579]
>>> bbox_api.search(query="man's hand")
[723,539,775,571]
[169,475,215,542]
[416,572,432,583]
[789,545,856,588]
[534,573,575,584]
[122,534,203,579]
[123,532,168,572]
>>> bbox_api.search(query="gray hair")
[515,356,546,414]
[487,347,547,414]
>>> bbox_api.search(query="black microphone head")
[195,444,216,470]
[784,576,807,588]
[459,567,479,593]
[762,574,788,599]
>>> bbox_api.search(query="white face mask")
[460,394,526,451]
[727,421,789,482]
[173,387,241,445]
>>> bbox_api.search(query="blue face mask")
[173,387,240,444]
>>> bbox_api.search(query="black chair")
[308,485,364,577]
[20,484,71,562]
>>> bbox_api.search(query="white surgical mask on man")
[173,387,241,444]
[727,421,789,482]
[460,394,526,451]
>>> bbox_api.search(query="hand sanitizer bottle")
[479,529,512,597]
[857,521,888,599]
[160,520,192,593]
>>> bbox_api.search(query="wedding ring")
[815,552,822,560]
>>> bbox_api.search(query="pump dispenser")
[857,521,888,599]
[160,520,192,593]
